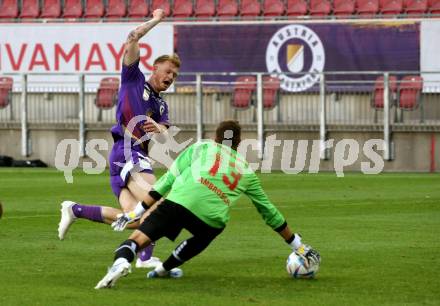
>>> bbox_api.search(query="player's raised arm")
[123,9,165,66]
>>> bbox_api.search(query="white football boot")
[135,257,162,269]
[146,264,183,279]
[58,201,77,240]
[95,258,132,289]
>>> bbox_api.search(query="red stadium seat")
[357,0,379,15]
[151,0,172,16]
[41,0,61,18]
[398,76,423,110]
[232,76,256,109]
[404,0,428,14]
[194,0,215,19]
[217,0,239,19]
[372,75,398,109]
[333,0,356,16]
[63,0,83,18]
[286,0,308,16]
[263,0,286,17]
[263,76,281,109]
[380,0,403,14]
[0,77,13,109]
[309,0,331,16]
[239,0,262,18]
[20,0,40,18]
[84,0,105,18]
[173,0,194,18]
[106,0,127,18]
[0,0,19,19]
[96,78,119,122]
[127,0,149,18]
[428,0,440,13]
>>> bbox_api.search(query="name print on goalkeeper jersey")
[153,141,284,230]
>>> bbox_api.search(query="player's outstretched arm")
[123,9,165,66]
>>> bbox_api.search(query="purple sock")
[138,243,155,261]
[72,204,103,223]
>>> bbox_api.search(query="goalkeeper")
[95,120,320,289]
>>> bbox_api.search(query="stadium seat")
[151,0,172,16]
[239,0,262,19]
[40,0,61,18]
[96,77,119,121]
[194,0,215,19]
[173,0,194,18]
[380,0,404,14]
[286,0,308,17]
[357,0,380,16]
[263,76,281,109]
[127,0,149,18]
[0,0,19,19]
[404,0,428,14]
[106,0,127,18]
[232,76,256,109]
[217,0,239,19]
[309,0,331,16]
[398,75,423,109]
[263,0,286,17]
[428,0,440,13]
[372,75,398,109]
[84,0,105,18]
[63,0,83,18]
[333,0,356,16]
[20,0,40,18]
[0,77,13,109]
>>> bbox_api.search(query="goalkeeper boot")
[146,264,183,279]
[58,201,77,240]
[95,258,132,289]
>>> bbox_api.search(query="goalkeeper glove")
[111,201,146,231]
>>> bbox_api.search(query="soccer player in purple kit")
[57,9,179,268]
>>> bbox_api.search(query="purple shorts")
[109,139,153,198]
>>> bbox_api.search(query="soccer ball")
[286,252,319,279]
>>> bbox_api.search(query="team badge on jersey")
[143,87,150,101]
[160,105,165,115]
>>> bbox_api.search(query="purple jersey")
[111,60,170,153]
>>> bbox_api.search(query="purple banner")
[176,22,419,92]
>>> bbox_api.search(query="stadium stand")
[357,0,380,15]
[106,0,127,18]
[173,0,194,18]
[127,0,149,18]
[428,0,440,13]
[232,76,256,109]
[217,0,239,19]
[239,0,262,18]
[286,0,308,16]
[333,0,356,16]
[95,77,119,121]
[404,0,428,14]
[41,0,62,18]
[151,0,172,16]
[263,0,286,17]
[0,0,19,19]
[380,0,404,14]
[372,75,398,123]
[309,0,332,15]
[398,75,423,109]
[84,0,105,18]
[19,0,40,18]
[0,77,13,109]
[63,0,83,18]
[194,0,216,19]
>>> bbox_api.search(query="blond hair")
[153,54,181,69]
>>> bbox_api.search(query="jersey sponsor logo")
[266,25,325,92]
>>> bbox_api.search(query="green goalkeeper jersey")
[153,141,286,229]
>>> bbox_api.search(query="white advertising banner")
[421,20,440,92]
[0,23,174,91]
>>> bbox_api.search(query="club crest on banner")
[266,25,325,92]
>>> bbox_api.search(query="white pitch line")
[2,214,59,220]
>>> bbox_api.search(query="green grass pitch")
[0,168,439,306]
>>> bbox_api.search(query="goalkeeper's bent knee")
[114,239,139,262]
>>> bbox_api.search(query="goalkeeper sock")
[114,239,139,262]
[72,204,103,223]
[163,253,183,271]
